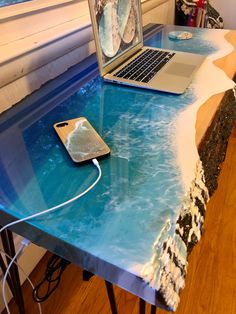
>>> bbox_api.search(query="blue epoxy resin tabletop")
[1,25,236,311]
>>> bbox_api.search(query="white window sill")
[0,0,92,87]
[0,0,75,19]
[0,0,174,112]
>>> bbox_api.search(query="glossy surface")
[0,26,221,304]
[0,0,31,8]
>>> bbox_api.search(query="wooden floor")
[6,124,236,314]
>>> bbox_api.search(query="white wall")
[212,0,236,29]
[0,0,174,113]
[142,0,174,26]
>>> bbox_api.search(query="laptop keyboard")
[114,49,175,83]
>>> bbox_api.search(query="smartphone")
[54,117,110,163]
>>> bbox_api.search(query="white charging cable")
[0,247,42,314]
[1,240,33,314]
[0,159,101,313]
[0,159,101,235]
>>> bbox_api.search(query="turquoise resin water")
[0,0,31,8]
[0,26,218,274]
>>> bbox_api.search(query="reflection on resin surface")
[0,0,31,7]
[1,78,189,269]
[0,26,220,270]
[0,25,230,309]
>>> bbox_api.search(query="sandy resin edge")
[140,30,236,311]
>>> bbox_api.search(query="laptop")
[88,0,205,94]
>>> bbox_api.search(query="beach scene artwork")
[92,0,141,65]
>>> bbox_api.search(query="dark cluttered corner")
[175,0,224,29]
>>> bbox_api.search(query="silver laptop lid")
[88,0,143,76]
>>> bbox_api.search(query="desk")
[0,25,236,312]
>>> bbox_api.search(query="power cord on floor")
[0,248,42,314]
[1,239,41,314]
[32,254,70,303]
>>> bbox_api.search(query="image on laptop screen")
[90,0,142,67]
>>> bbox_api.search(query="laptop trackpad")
[165,62,196,77]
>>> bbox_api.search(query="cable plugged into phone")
[0,158,102,313]
[92,158,100,167]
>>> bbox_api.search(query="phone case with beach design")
[54,117,110,163]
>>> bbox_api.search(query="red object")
[197,0,204,8]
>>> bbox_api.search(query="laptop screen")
[89,0,142,68]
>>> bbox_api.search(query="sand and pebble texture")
[140,28,236,310]
[117,0,135,44]
[99,2,121,57]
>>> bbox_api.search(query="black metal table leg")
[151,304,156,314]
[0,228,25,314]
[82,269,94,281]
[139,298,146,314]
[105,280,118,314]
